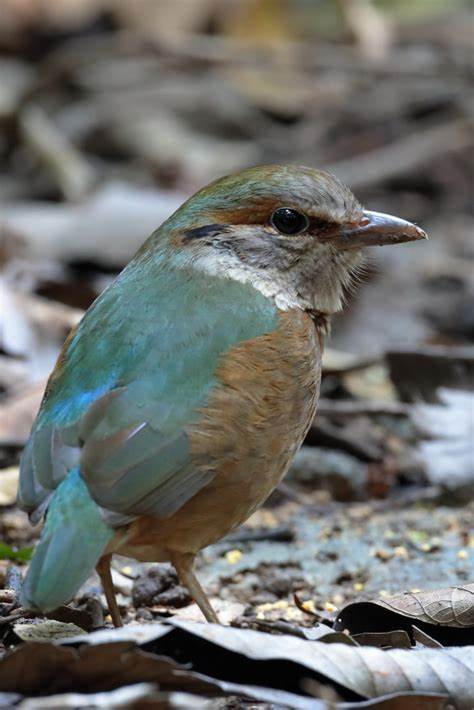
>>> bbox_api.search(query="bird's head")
[160,164,427,314]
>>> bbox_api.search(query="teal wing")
[18,253,278,525]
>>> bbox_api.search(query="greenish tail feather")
[21,467,114,613]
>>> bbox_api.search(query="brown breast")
[120,309,322,560]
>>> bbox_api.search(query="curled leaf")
[335,584,474,646]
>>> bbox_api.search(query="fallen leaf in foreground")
[335,583,474,646]
[0,620,472,708]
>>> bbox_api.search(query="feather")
[20,468,113,613]
[18,255,278,520]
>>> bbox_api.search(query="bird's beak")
[329,210,428,250]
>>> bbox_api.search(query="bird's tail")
[20,467,114,613]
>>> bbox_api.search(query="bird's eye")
[271,207,309,235]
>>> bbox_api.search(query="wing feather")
[18,258,278,526]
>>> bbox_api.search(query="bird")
[17,164,427,626]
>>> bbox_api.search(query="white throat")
[191,247,360,314]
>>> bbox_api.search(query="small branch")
[335,0,394,61]
[224,525,294,544]
[0,608,32,625]
[316,399,410,417]
[20,105,96,202]
[324,118,474,189]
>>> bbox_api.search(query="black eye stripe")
[182,215,335,242]
[271,208,309,235]
[183,224,229,240]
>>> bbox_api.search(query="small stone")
[457,549,468,560]
[225,549,243,565]
[153,585,192,608]
[288,446,367,501]
[393,546,409,559]
[135,607,153,621]
[251,592,278,605]
[132,563,178,607]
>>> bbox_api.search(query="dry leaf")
[67,621,474,707]
[322,348,378,374]
[13,620,86,642]
[1,621,472,707]
[0,381,45,446]
[413,389,474,493]
[339,691,449,709]
[3,183,186,267]
[335,584,474,646]
[376,585,474,628]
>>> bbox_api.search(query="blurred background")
[1,0,473,374]
[0,0,472,620]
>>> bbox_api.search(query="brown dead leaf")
[64,621,474,708]
[3,183,185,266]
[0,381,45,446]
[1,621,472,707]
[0,355,29,392]
[376,584,474,628]
[343,364,397,402]
[1,281,81,358]
[168,598,245,625]
[351,630,411,649]
[337,691,449,709]
[0,640,180,695]
[412,626,443,649]
[0,635,322,708]
[387,346,474,402]
[335,584,474,646]
[322,348,378,375]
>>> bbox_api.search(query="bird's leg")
[96,554,123,628]
[171,551,219,623]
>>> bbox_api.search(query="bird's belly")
[117,309,322,561]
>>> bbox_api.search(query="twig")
[20,105,96,202]
[153,32,472,79]
[325,118,474,189]
[224,525,294,544]
[369,486,441,511]
[0,590,16,604]
[335,0,394,61]
[0,608,32,625]
[316,398,410,417]
[294,593,333,624]
[276,482,308,506]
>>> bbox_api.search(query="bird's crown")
[167,164,362,234]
